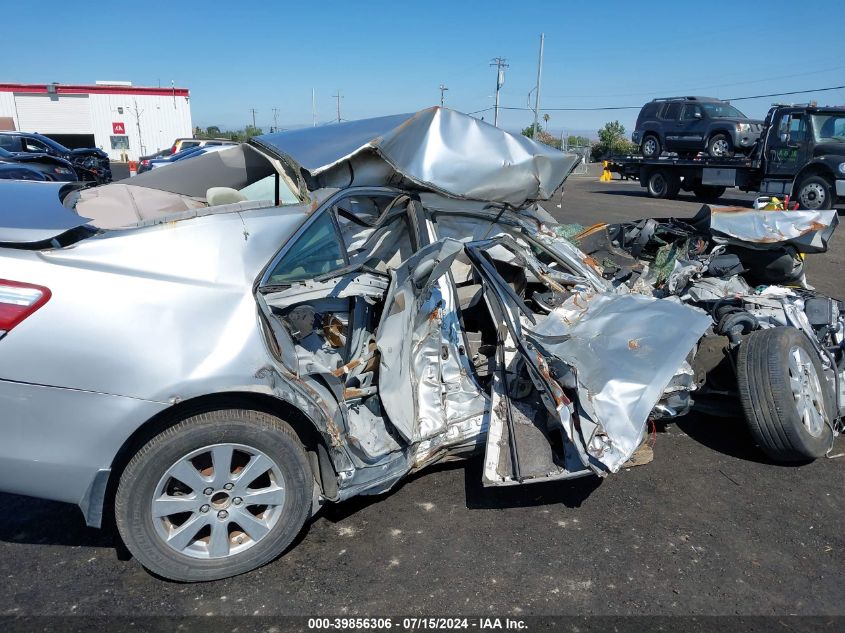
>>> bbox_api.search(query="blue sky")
[5,1,844,137]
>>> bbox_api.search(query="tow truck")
[608,104,845,209]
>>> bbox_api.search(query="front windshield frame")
[811,113,845,143]
[701,102,748,119]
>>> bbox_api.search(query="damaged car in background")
[0,107,840,581]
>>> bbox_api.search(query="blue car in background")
[136,144,232,174]
[0,147,77,181]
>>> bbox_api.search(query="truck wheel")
[736,327,834,462]
[692,185,726,202]
[641,135,661,158]
[796,175,833,210]
[115,409,313,581]
[707,134,733,158]
[646,170,678,199]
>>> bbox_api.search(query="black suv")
[632,96,764,159]
[0,131,112,184]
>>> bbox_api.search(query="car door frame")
[258,186,427,291]
[660,102,684,152]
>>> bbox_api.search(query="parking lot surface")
[2,168,843,616]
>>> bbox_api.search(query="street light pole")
[533,33,545,136]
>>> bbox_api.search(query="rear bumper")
[0,378,167,525]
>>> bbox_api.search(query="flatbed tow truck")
[608,104,845,209]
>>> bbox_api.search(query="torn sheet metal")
[376,238,488,442]
[253,107,580,206]
[263,273,389,309]
[709,206,838,253]
[529,291,711,472]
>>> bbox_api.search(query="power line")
[487,84,845,112]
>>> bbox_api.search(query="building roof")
[0,83,189,97]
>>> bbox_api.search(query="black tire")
[737,327,834,462]
[115,409,313,581]
[795,175,833,210]
[706,133,734,158]
[641,135,661,158]
[646,170,678,199]
[692,185,726,202]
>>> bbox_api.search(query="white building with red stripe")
[0,81,193,161]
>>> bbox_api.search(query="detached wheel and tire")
[707,133,734,158]
[115,409,313,582]
[796,175,833,210]
[646,170,680,199]
[692,185,726,202]
[641,135,661,158]
[737,327,834,462]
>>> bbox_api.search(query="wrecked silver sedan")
[0,108,839,581]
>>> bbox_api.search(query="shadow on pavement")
[673,412,795,466]
[462,456,602,510]
[0,494,115,548]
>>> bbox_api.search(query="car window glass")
[25,138,49,152]
[700,102,747,118]
[662,103,682,119]
[642,103,658,118]
[0,136,20,151]
[265,212,346,284]
[239,175,299,204]
[811,114,845,141]
[336,210,414,272]
[181,141,200,149]
[681,105,702,120]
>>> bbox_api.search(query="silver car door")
[376,238,489,443]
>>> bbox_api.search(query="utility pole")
[332,90,343,123]
[128,99,145,157]
[439,84,449,107]
[312,89,317,127]
[271,107,279,132]
[490,57,508,128]
[533,33,545,136]
[249,108,258,129]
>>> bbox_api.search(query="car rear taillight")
[170,145,177,154]
[141,159,150,166]
[0,280,51,336]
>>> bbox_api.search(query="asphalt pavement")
[1,167,843,617]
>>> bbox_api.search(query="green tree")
[597,121,626,146]
[244,125,263,139]
[591,121,635,160]
[206,125,221,136]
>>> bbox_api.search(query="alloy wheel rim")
[787,346,826,438]
[644,138,657,156]
[151,443,286,559]
[800,183,826,210]
[712,139,729,156]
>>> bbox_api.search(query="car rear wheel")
[641,135,661,158]
[646,170,679,199]
[692,185,726,202]
[707,133,733,158]
[115,409,313,581]
[737,327,834,462]
[796,175,833,210]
